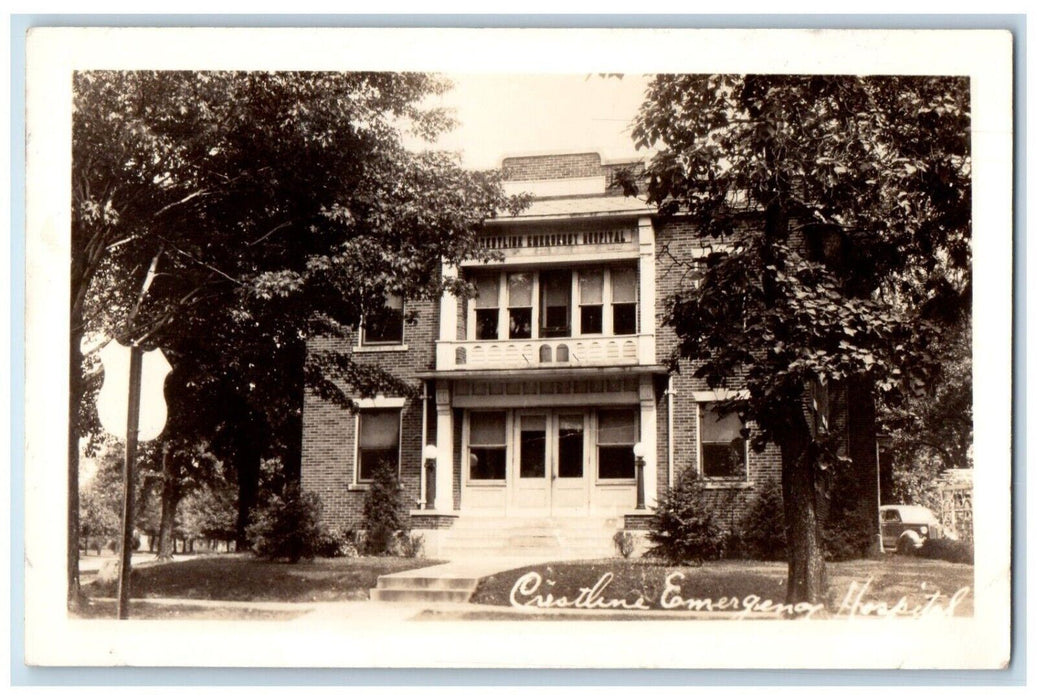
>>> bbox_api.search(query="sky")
[409,74,652,170]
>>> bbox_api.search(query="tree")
[627,75,970,604]
[70,71,523,607]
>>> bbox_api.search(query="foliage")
[68,72,524,594]
[911,537,974,565]
[626,75,970,602]
[613,531,636,559]
[884,319,972,513]
[737,479,787,561]
[647,472,729,564]
[179,472,238,544]
[820,460,877,561]
[395,533,425,559]
[245,485,325,563]
[362,460,408,556]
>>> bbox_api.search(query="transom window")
[468,266,638,340]
[699,403,748,479]
[357,409,401,482]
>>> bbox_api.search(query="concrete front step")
[369,587,473,603]
[375,576,479,591]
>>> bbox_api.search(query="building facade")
[300,152,865,556]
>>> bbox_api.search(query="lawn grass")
[73,598,304,621]
[81,554,442,603]
[471,555,973,617]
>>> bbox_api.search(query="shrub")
[314,526,349,558]
[647,471,728,564]
[246,485,324,563]
[396,533,425,558]
[822,461,876,561]
[613,531,635,559]
[738,479,787,561]
[913,537,974,564]
[362,459,408,555]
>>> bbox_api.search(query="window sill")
[347,483,371,492]
[701,480,753,490]
[352,344,409,353]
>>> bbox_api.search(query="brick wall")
[301,298,439,531]
[502,153,603,181]
[653,216,783,524]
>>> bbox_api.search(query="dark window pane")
[598,446,635,479]
[509,307,532,339]
[359,448,398,482]
[364,307,404,344]
[520,428,546,478]
[558,427,584,478]
[469,447,506,480]
[613,303,637,335]
[542,307,570,337]
[580,305,603,334]
[702,438,747,479]
[540,269,571,337]
[475,308,499,340]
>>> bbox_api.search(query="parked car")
[880,505,943,553]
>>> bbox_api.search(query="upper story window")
[507,272,533,339]
[540,269,572,338]
[699,403,748,480]
[611,267,638,335]
[467,264,638,341]
[474,274,500,340]
[361,293,404,346]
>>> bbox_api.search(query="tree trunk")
[67,322,84,611]
[780,414,828,605]
[280,339,305,485]
[156,447,182,561]
[235,430,262,550]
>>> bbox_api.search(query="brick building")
[300,152,875,557]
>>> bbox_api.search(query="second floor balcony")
[435,333,655,371]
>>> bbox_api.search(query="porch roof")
[415,364,669,381]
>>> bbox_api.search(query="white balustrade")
[436,334,654,371]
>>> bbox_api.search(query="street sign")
[97,340,171,441]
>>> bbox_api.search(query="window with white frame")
[356,408,402,482]
[361,293,404,345]
[474,273,500,340]
[507,272,534,339]
[467,265,638,340]
[468,411,507,481]
[610,266,638,335]
[597,408,638,480]
[699,403,748,479]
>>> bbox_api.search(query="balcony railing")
[435,334,654,371]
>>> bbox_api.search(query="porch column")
[639,375,658,509]
[637,216,656,364]
[434,385,454,511]
[437,263,459,370]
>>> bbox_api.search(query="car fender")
[897,530,923,552]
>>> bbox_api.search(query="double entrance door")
[512,410,590,514]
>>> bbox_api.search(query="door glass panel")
[520,415,547,478]
[557,415,584,478]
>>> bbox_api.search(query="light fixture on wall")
[422,444,438,510]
